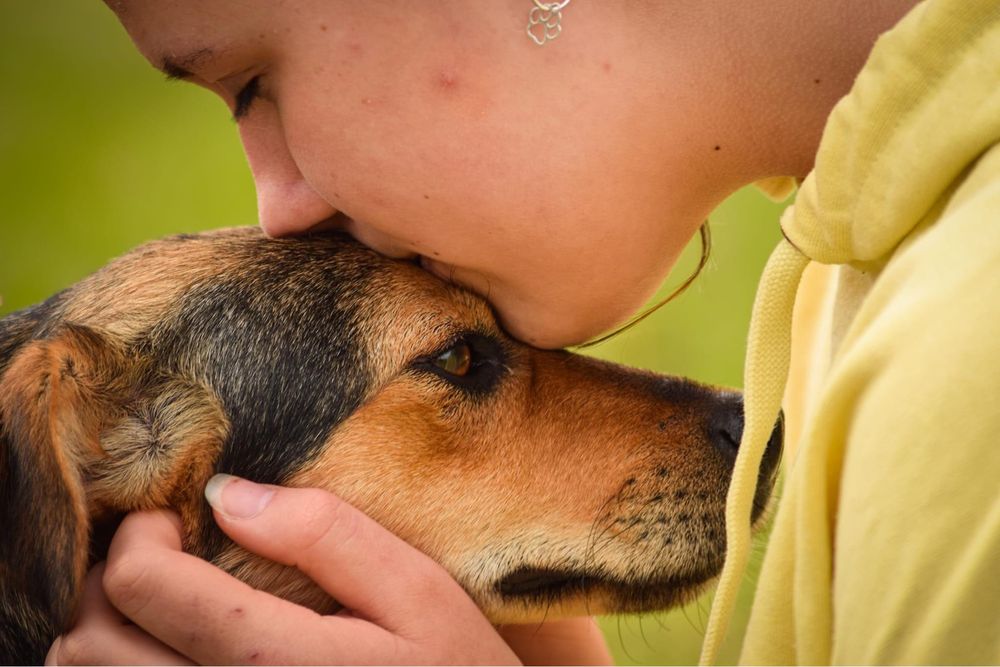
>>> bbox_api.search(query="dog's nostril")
[708,396,745,457]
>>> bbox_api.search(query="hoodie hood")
[701,1,1000,663]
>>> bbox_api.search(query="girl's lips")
[419,256,454,282]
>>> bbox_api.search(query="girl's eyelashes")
[232,75,262,121]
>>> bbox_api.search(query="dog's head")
[0,227,781,662]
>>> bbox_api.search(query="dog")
[0,227,782,664]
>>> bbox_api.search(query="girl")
[48,0,1000,664]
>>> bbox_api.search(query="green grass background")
[0,3,789,664]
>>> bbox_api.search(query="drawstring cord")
[699,238,809,665]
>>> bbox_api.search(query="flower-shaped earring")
[526,0,572,46]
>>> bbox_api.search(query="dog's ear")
[0,324,127,662]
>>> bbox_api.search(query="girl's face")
[108,0,747,348]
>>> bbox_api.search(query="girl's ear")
[0,324,126,663]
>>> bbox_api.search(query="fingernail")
[205,474,275,519]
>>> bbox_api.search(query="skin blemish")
[714,145,722,151]
[320,24,328,32]
[602,61,612,73]
[436,70,460,92]
[814,78,822,84]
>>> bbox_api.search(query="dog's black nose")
[708,395,784,510]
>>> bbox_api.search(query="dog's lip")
[494,565,717,606]
[496,567,598,597]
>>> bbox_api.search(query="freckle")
[319,23,328,32]
[433,251,441,256]
[602,61,612,73]
[423,193,430,200]
[814,78,821,84]
[714,145,721,151]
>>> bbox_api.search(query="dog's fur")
[0,227,782,664]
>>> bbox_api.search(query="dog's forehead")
[135,228,496,485]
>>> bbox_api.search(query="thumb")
[204,474,472,631]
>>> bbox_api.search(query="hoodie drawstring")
[699,238,809,665]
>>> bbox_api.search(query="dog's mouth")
[494,565,715,613]
[496,567,601,598]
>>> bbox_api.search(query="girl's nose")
[238,110,336,237]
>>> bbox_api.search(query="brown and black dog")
[0,227,782,664]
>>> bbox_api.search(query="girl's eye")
[433,342,472,377]
[233,75,262,120]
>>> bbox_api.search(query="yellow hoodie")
[700,0,1000,663]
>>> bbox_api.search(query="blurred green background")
[0,3,788,664]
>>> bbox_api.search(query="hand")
[48,476,521,665]
[498,618,613,666]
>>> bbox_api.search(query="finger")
[205,475,480,633]
[47,564,192,666]
[498,617,612,666]
[104,510,398,665]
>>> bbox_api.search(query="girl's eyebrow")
[160,47,216,80]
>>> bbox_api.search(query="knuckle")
[295,489,363,555]
[102,549,159,617]
[57,632,100,665]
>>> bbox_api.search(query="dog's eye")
[413,333,507,395]
[433,342,472,377]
